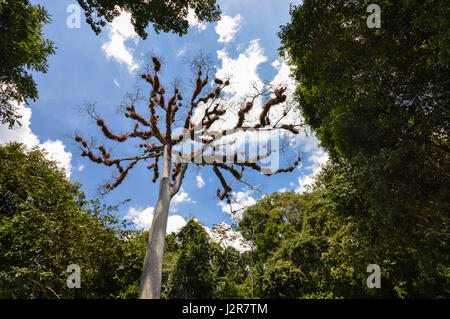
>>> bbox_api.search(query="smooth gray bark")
[138,145,188,299]
[139,146,172,299]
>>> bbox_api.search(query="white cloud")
[176,46,187,57]
[101,11,139,73]
[125,206,154,230]
[194,43,304,137]
[182,36,327,190]
[190,39,267,133]
[170,187,196,212]
[206,222,250,252]
[218,189,257,221]
[125,207,248,251]
[166,215,188,234]
[216,39,267,97]
[77,164,84,172]
[40,140,72,178]
[215,14,242,43]
[268,57,300,126]
[0,102,73,178]
[269,57,325,154]
[196,175,205,188]
[0,102,38,148]
[125,206,187,233]
[175,40,323,183]
[187,42,312,167]
[295,148,329,194]
[186,8,207,31]
[113,79,120,87]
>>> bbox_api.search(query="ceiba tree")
[75,57,301,299]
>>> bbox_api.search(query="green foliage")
[76,0,221,39]
[279,0,449,225]
[280,0,448,160]
[239,184,449,299]
[0,143,134,298]
[163,219,217,298]
[2,143,446,298]
[2,0,448,299]
[210,224,252,298]
[159,220,252,299]
[316,163,449,298]
[149,1,450,295]
[0,145,252,299]
[275,0,449,298]
[0,0,56,128]
[113,230,148,298]
[239,192,339,298]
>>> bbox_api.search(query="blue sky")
[0,0,328,242]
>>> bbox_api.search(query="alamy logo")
[366,4,381,29]
[66,264,81,288]
[366,264,381,288]
[66,4,81,29]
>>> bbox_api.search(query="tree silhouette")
[75,56,301,299]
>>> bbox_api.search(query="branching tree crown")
[75,56,301,204]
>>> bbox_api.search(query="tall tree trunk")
[139,146,172,299]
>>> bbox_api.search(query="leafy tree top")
[0,0,56,128]
[76,0,221,39]
[279,0,448,160]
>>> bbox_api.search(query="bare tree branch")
[76,56,301,199]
